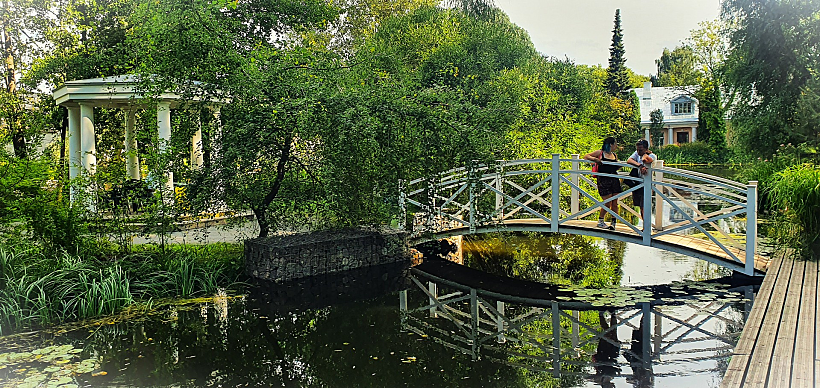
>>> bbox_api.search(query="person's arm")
[642,153,657,164]
[626,151,641,167]
[583,150,603,163]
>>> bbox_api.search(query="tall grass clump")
[768,164,820,248]
[0,243,244,335]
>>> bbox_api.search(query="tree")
[723,0,820,155]
[605,9,630,98]
[652,46,699,87]
[649,108,664,146]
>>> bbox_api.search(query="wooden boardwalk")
[722,250,819,387]
[423,218,770,274]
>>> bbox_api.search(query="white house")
[631,82,699,146]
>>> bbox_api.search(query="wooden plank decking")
[722,251,819,387]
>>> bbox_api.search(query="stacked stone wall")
[245,228,410,282]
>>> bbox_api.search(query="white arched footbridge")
[399,154,767,276]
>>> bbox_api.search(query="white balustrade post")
[643,160,653,245]
[551,153,560,232]
[570,154,580,214]
[125,109,140,180]
[654,160,664,231]
[67,106,81,203]
[745,181,758,275]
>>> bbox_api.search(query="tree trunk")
[1,1,24,158]
[254,206,270,238]
[254,134,294,238]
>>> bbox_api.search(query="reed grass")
[0,243,244,335]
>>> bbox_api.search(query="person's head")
[602,137,617,153]
[635,139,649,155]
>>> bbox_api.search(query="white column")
[644,128,651,145]
[67,106,81,203]
[667,126,674,146]
[125,109,140,180]
[80,104,96,175]
[691,126,697,142]
[211,106,222,163]
[157,102,173,198]
[191,110,204,169]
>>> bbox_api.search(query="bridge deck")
[721,251,818,387]
[427,218,770,274]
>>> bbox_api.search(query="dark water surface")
[0,237,760,388]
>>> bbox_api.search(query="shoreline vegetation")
[0,243,244,336]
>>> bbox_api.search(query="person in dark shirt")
[584,137,622,230]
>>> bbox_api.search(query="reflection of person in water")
[592,310,620,387]
[625,320,654,387]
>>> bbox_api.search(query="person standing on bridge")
[585,137,622,231]
[626,139,656,229]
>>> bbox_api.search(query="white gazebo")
[52,75,226,208]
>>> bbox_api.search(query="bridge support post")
[428,282,438,318]
[571,310,579,351]
[550,154,560,232]
[398,179,406,230]
[642,302,651,366]
[653,160,664,232]
[399,290,408,327]
[469,161,477,234]
[495,161,505,221]
[551,302,561,376]
[496,301,506,343]
[470,288,479,359]
[643,163,653,245]
[653,307,662,356]
[570,155,580,214]
[745,181,758,275]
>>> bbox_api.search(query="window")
[673,102,692,114]
[677,131,689,144]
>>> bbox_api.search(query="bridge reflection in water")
[400,271,756,385]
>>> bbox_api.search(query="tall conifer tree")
[606,9,630,97]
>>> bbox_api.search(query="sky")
[494,0,722,76]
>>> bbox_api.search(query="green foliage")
[654,141,728,165]
[605,9,630,97]
[768,164,820,246]
[652,46,699,87]
[0,243,244,334]
[723,0,820,156]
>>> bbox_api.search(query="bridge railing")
[399,154,759,275]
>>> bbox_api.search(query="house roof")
[630,84,699,127]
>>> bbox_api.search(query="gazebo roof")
[53,75,227,108]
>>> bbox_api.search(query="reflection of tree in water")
[463,232,624,287]
[71,294,564,388]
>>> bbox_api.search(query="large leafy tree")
[652,46,699,87]
[723,0,820,155]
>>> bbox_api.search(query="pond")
[0,231,761,388]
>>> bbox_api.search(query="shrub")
[768,164,820,245]
[654,141,729,165]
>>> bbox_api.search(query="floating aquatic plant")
[0,344,102,388]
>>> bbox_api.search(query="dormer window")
[673,101,692,114]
